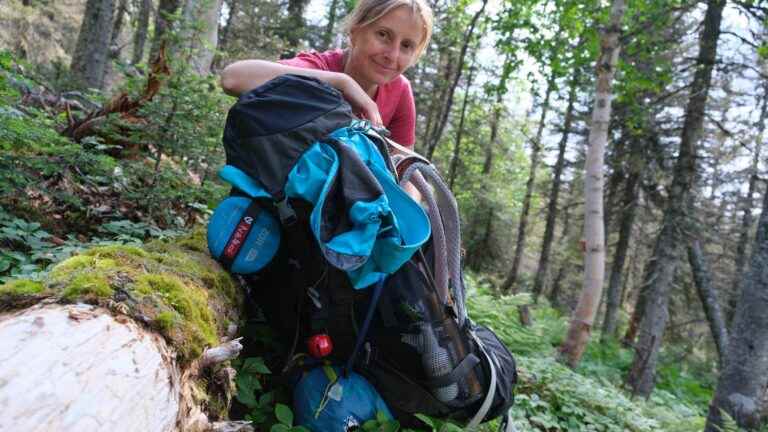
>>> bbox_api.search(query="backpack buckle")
[275,198,297,226]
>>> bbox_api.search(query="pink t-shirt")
[279,49,416,148]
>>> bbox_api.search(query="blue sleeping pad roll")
[207,196,281,274]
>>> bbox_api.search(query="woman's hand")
[331,74,383,127]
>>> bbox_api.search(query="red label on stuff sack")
[223,216,254,259]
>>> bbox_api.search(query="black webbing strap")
[423,353,480,389]
[274,198,327,331]
[219,200,263,271]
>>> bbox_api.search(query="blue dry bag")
[293,365,393,432]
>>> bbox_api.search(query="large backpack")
[207,74,517,431]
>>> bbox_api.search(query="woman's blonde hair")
[341,0,434,60]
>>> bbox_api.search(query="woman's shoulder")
[278,49,345,72]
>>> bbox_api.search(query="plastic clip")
[275,198,297,226]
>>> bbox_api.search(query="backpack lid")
[206,196,281,274]
[293,365,393,432]
[223,74,354,200]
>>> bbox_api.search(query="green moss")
[155,311,177,331]
[62,272,113,301]
[134,273,218,360]
[145,240,240,308]
[175,227,208,253]
[84,244,149,260]
[50,255,97,279]
[0,279,44,296]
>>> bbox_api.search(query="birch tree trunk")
[0,237,246,432]
[705,189,768,431]
[500,75,555,294]
[601,131,647,340]
[178,0,224,75]
[70,0,115,90]
[626,0,726,396]
[558,0,625,368]
[532,70,579,301]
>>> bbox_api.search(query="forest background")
[0,0,767,430]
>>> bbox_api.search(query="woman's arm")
[220,60,383,126]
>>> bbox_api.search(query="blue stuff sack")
[206,196,281,274]
[293,365,393,432]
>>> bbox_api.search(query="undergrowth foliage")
[0,51,228,281]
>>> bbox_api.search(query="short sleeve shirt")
[279,49,416,148]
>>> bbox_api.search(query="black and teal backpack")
[208,74,518,431]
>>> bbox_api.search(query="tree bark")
[150,0,182,63]
[178,0,224,75]
[448,56,477,190]
[284,0,310,49]
[559,0,626,368]
[0,238,246,432]
[626,0,726,397]
[500,75,555,294]
[1,303,181,431]
[549,182,577,308]
[425,0,487,160]
[132,0,152,65]
[705,187,768,431]
[532,70,579,301]
[321,0,341,50]
[687,239,729,364]
[70,0,115,90]
[601,132,645,340]
[729,89,765,324]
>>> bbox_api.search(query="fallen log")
[0,230,250,432]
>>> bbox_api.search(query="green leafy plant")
[270,403,309,432]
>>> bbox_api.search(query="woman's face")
[346,6,425,89]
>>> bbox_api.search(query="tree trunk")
[549,182,577,308]
[500,75,555,294]
[601,133,645,340]
[558,0,626,368]
[622,242,657,347]
[425,0,487,160]
[132,0,152,65]
[1,303,181,431]
[532,70,579,301]
[448,56,477,190]
[625,0,726,397]
[705,188,768,431]
[284,0,309,49]
[178,0,224,75]
[687,239,729,364]
[0,237,246,432]
[321,0,341,50]
[150,0,182,63]
[70,0,115,90]
[730,91,765,324]
[419,47,453,154]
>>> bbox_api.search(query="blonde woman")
[220,0,433,149]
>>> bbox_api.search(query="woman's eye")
[377,30,389,39]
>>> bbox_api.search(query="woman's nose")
[384,42,400,61]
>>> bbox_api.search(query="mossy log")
[0,230,252,432]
